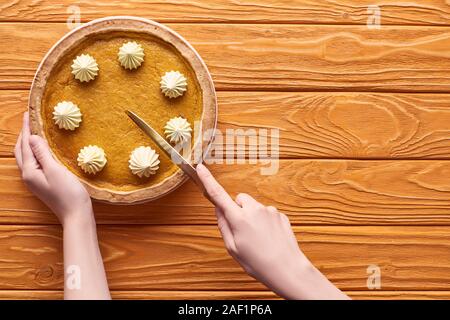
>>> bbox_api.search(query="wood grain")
[4,90,450,159]
[3,158,450,225]
[349,291,450,300]
[1,290,450,300]
[1,1,450,26]
[220,92,450,159]
[2,23,450,91]
[0,91,25,157]
[0,290,278,300]
[0,225,449,291]
[3,1,450,300]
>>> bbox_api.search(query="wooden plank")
[1,290,449,300]
[0,91,26,157]
[0,225,449,291]
[2,23,450,92]
[0,290,277,300]
[349,291,450,300]
[2,158,450,225]
[3,90,450,159]
[1,1,450,26]
[220,92,450,159]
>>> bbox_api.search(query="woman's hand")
[196,163,349,300]
[14,112,93,226]
[15,112,110,299]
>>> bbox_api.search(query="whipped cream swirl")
[52,101,82,130]
[129,146,160,178]
[71,54,99,82]
[77,145,107,174]
[118,41,145,70]
[164,116,192,144]
[160,71,187,98]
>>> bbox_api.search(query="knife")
[125,110,208,196]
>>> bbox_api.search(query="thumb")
[29,135,57,172]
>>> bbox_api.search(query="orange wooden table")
[1,1,450,300]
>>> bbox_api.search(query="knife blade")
[125,110,207,195]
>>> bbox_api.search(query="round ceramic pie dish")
[28,16,217,204]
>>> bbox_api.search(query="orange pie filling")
[42,32,203,191]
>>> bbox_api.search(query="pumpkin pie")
[29,17,217,204]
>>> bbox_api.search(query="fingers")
[29,135,57,173]
[14,130,23,170]
[279,212,291,227]
[235,193,263,209]
[196,163,239,211]
[215,207,237,255]
[18,113,48,189]
[21,112,38,170]
[266,206,278,213]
